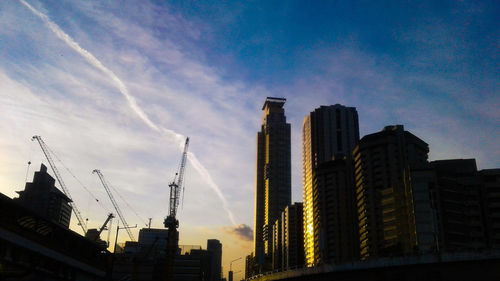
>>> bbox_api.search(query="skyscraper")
[207,239,222,281]
[354,125,429,260]
[254,97,291,267]
[302,104,359,266]
[15,163,72,228]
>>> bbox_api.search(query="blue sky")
[0,0,498,276]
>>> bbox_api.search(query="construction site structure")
[164,137,189,280]
[93,169,135,241]
[85,213,114,248]
[32,135,88,234]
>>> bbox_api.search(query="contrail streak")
[20,0,237,226]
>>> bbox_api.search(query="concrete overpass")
[247,252,500,281]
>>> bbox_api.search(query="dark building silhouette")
[14,163,72,228]
[138,228,169,257]
[271,203,305,271]
[245,252,258,279]
[302,104,359,266]
[207,239,222,281]
[0,192,110,279]
[113,243,217,281]
[480,169,500,249]
[282,203,304,270]
[254,97,291,269]
[312,158,358,264]
[354,125,429,260]
[429,159,488,253]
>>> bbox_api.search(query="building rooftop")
[262,97,286,110]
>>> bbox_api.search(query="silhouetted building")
[245,253,258,279]
[302,104,359,266]
[113,243,215,281]
[312,158,358,264]
[429,159,488,253]
[254,97,291,268]
[282,203,304,270]
[480,169,500,249]
[354,125,429,260]
[207,239,222,281]
[14,163,72,228]
[271,203,306,271]
[0,192,110,279]
[138,228,169,257]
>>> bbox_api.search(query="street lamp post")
[113,221,138,253]
[229,257,242,281]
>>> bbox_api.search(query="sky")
[0,0,498,277]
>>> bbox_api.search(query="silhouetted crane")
[32,135,87,234]
[93,169,135,241]
[164,137,189,230]
[164,137,189,280]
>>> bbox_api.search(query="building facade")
[430,159,488,253]
[207,239,222,281]
[282,203,304,270]
[254,97,291,267]
[354,125,429,260]
[480,169,500,249]
[312,158,358,264]
[302,104,359,266]
[272,203,305,271]
[15,163,72,228]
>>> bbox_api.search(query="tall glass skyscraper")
[302,104,359,266]
[254,97,291,268]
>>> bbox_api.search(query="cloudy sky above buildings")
[1,0,498,276]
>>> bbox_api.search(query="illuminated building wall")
[302,105,359,266]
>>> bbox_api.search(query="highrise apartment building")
[354,125,429,260]
[312,158,358,264]
[430,159,487,252]
[271,203,304,271]
[282,203,304,270]
[254,97,291,266]
[302,105,360,266]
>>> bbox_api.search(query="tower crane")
[93,169,135,241]
[164,137,189,280]
[32,136,87,234]
[164,137,189,230]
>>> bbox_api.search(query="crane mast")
[93,169,135,241]
[164,137,189,229]
[32,136,87,234]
